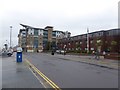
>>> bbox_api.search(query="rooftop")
[20,24,66,33]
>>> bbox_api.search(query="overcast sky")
[0,0,119,48]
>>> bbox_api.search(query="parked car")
[56,50,66,55]
[60,50,66,55]
[56,50,61,54]
[2,49,13,57]
[7,49,13,57]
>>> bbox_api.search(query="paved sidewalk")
[2,54,43,88]
[49,53,119,70]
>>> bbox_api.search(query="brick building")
[57,29,120,54]
[18,24,71,52]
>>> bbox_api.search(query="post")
[87,28,89,53]
[64,45,66,55]
[10,26,12,48]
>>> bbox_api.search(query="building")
[18,24,71,52]
[57,29,120,54]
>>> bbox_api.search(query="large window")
[43,30,48,37]
[34,30,38,36]
[34,37,38,48]
[108,29,119,36]
[43,37,48,41]
[52,31,56,37]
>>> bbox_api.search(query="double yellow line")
[25,60,61,90]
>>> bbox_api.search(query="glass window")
[76,42,78,45]
[91,48,94,50]
[80,42,82,44]
[52,32,56,37]
[34,37,38,48]
[34,30,38,36]
[90,40,93,44]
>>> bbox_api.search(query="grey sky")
[0,0,119,48]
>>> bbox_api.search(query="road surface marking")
[25,59,61,90]
[28,67,47,88]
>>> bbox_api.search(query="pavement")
[46,53,119,70]
[2,53,44,88]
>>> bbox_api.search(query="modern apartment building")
[18,24,71,52]
[57,29,120,54]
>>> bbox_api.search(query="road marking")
[25,59,61,90]
[28,67,47,88]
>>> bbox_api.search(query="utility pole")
[10,26,12,48]
[87,28,89,53]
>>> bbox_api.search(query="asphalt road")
[24,53,118,88]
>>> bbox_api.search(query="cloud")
[0,0,119,47]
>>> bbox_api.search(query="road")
[24,53,118,88]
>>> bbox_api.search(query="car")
[1,48,13,57]
[56,50,60,54]
[60,50,66,54]
[7,49,13,56]
[56,50,66,55]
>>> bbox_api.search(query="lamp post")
[10,26,12,48]
[87,28,89,53]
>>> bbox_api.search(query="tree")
[111,41,117,52]
[96,40,102,46]
[111,41,117,46]
[96,39,102,52]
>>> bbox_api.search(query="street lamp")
[10,26,12,48]
[87,28,89,53]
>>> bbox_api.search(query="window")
[80,42,82,44]
[78,36,82,39]
[52,31,56,37]
[43,31,48,37]
[105,41,108,43]
[82,35,87,38]
[90,40,93,44]
[34,37,38,48]
[85,48,87,50]
[30,41,32,45]
[34,30,38,36]
[108,30,119,36]
[91,48,94,50]
[76,42,78,45]
[80,48,82,50]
